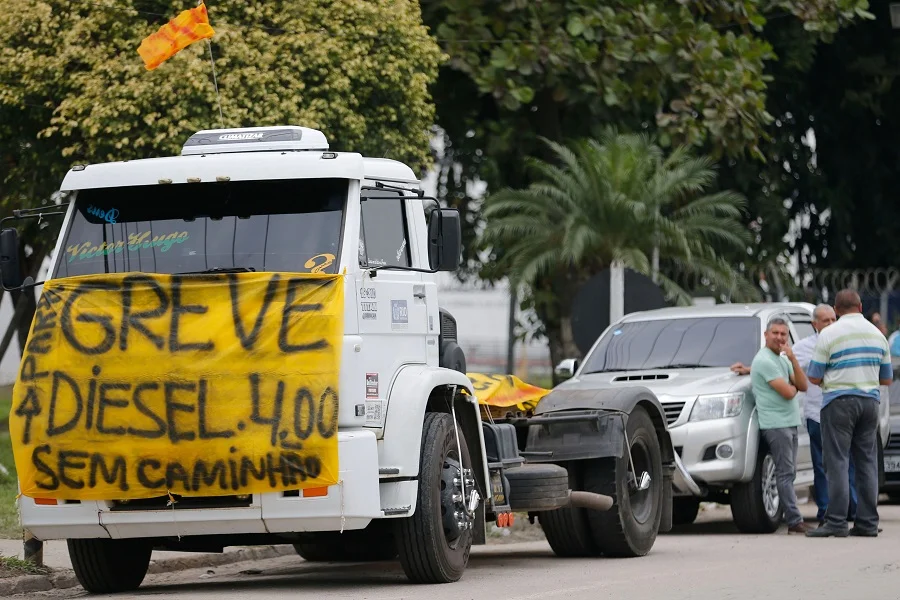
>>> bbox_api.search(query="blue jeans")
[808,418,857,522]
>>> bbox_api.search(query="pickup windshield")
[581,316,759,373]
[55,178,347,278]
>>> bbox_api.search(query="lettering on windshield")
[65,231,190,263]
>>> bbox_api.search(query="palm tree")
[480,130,759,366]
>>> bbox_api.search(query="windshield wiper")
[653,363,715,369]
[177,267,256,275]
[583,368,633,374]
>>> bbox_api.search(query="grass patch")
[0,555,51,578]
[0,431,20,539]
[0,384,12,426]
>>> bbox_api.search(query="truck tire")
[538,462,601,557]
[67,538,152,594]
[731,445,781,534]
[672,497,701,526]
[505,463,569,510]
[395,412,474,583]
[293,528,397,562]
[583,406,664,557]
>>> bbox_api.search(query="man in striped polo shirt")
[805,289,892,538]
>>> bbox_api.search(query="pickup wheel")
[395,412,474,583]
[672,497,701,526]
[731,445,781,533]
[583,406,664,557]
[538,462,601,557]
[67,538,151,594]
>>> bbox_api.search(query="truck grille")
[439,308,457,342]
[109,494,252,511]
[662,402,686,425]
[887,432,900,451]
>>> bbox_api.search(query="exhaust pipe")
[566,490,614,512]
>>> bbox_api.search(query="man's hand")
[782,341,809,392]
[780,340,795,360]
[731,362,750,376]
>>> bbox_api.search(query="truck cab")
[1,126,673,594]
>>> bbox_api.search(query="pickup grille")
[887,432,900,451]
[662,402,687,425]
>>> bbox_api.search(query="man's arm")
[807,336,829,386]
[756,358,798,400]
[880,340,893,387]
[768,377,799,400]
[783,345,809,392]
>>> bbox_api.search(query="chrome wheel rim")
[762,454,780,519]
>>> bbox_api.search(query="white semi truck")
[0,126,682,593]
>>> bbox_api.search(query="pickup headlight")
[689,392,744,422]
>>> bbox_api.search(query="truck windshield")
[581,316,759,373]
[55,178,347,278]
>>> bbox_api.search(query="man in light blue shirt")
[793,304,857,526]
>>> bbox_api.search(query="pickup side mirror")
[0,228,22,290]
[554,358,579,381]
[427,208,462,272]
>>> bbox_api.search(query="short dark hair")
[834,289,861,313]
[766,316,788,331]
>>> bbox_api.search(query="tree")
[481,132,758,365]
[0,0,443,350]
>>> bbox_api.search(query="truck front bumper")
[18,430,409,541]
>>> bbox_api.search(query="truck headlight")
[689,393,744,422]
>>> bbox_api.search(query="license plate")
[885,456,900,473]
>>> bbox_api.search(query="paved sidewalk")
[0,538,267,570]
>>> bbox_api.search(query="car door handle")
[413,284,426,299]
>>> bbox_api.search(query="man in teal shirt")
[750,316,810,533]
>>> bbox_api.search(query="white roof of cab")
[362,158,418,184]
[60,151,370,191]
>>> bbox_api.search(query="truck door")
[355,188,428,431]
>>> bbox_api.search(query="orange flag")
[137,3,215,70]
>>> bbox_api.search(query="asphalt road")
[31,501,900,600]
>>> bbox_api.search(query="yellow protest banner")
[466,373,549,417]
[11,272,343,501]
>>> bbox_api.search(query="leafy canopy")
[0,0,444,215]
[481,131,759,305]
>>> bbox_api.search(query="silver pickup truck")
[554,302,892,533]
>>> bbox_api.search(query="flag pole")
[206,39,224,128]
[199,0,224,128]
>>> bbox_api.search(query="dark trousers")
[761,427,803,527]
[820,396,880,532]
[807,418,857,522]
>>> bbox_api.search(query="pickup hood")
[558,367,749,400]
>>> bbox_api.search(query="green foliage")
[423,0,871,284]
[481,132,759,355]
[0,0,443,216]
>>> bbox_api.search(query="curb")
[0,544,296,596]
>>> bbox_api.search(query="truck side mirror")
[427,208,462,272]
[0,228,22,289]
[554,358,579,381]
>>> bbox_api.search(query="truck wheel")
[395,412,474,583]
[293,527,397,562]
[538,462,601,557]
[672,497,701,526]
[583,406,663,557]
[731,446,781,533]
[67,538,152,594]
